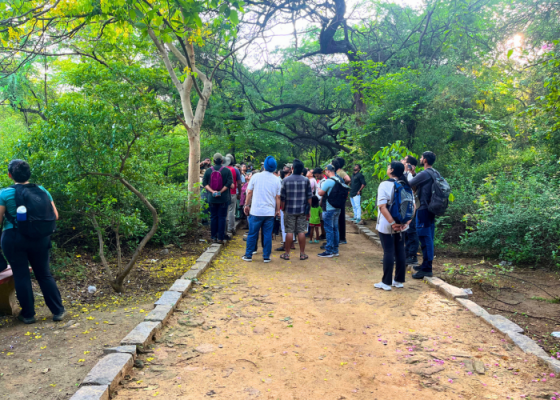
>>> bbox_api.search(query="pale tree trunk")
[148,29,213,206]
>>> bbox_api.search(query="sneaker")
[317,251,333,258]
[217,240,225,245]
[53,311,66,322]
[353,219,361,224]
[392,280,404,288]
[350,218,356,222]
[320,244,326,250]
[406,257,419,266]
[339,240,347,244]
[333,253,339,257]
[318,235,326,240]
[412,271,433,279]
[212,238,218,243]
[241,256,252,262]
[18,314,36,324]
[263,258,271,263]
[374,282,392,291]
[276,246,285,251]
[252,250,258,255]
[413,265,421,271]
[312,240,320,244]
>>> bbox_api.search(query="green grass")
[530,296,560,304]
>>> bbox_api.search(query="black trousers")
[338,207,346,242]
[1,229,64,319]
[210,202,228,241]
[378,232,406,286]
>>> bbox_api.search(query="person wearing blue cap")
[242,156,282,263]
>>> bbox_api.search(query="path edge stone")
[347,216,381,247]
[72,220,242,398]
[424,276,559,373]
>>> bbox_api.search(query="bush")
[460,163,560,265]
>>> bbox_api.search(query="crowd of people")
[202,150,444,293]
[0,150,442,325]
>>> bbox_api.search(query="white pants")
[227,194,237,233]
[350,195,361,221]
[280,210,286,242]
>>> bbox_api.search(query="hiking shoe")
[406,257,419,266]
[413,265,422,271]
[18,314,36,324]
[412,271,433,279]
[263,258,271,263]
[53,311,66,322]
[317,251,333,258]
[339,240,347,244]
[374,282,392,291]
[392,280,404,288]
[241,256,252,262]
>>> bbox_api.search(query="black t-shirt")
[202,165,233,204]
[409,168,442,210]
[350,172,366,197]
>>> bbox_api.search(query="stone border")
[71,221,242,399]
[424,278,560,373]
[347,215,560,373]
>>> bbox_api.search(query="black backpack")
[4,184,57,239]
[425,169,451,216]
[325,176,350,209]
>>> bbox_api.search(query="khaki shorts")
[284,213,308,235]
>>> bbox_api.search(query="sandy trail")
[114,225,557,400]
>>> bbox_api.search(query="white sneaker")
[241,256,252,262]
[392,280,404,288]
[374,282,392,291]
[252,250,258,255]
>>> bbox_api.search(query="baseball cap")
[213,153,223,162]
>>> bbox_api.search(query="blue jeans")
[404,216,419,260]
[244,216,274,259]
[323,209,341,254]
[210,202,228,241]
[350,195,361,221]
[417,209,435,272]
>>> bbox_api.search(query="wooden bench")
[0,267,17,315]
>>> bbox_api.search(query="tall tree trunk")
[187,125,201,197]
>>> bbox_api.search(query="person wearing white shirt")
[374,161,410,291]
[242,156,281,263]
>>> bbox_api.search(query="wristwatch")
[390,221,396,226]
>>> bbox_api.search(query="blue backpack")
[388,179,414,224]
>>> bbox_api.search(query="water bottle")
[16,206,27,222]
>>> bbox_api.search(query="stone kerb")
[120,321,162,347]
[144,304,174,324]
[81,353,133,392]
[70,385,110,400]
[424,277,560,374]
[73,228,234,399]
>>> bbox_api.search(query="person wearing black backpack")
[202,153,234,244]
[317,164,350,258]
[0,160,65,324]
[408,151,439,279]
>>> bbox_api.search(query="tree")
[0,0,246,200]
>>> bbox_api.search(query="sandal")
[299,254,309,261]
[280,253,290,260]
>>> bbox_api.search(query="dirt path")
[114,226,558,400]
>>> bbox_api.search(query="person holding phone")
[401,155,420,267]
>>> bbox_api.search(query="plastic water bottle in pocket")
[16,206,27,222]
